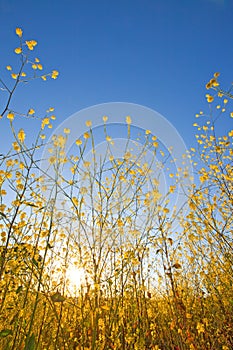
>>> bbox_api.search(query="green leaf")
[51,291,65,302]
[32,257,39,268]
[25,333,35,350]
[3,341,11,350]
[16,285,23,294]
[0,329,13,338]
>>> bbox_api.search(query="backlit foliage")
[0,28,232,350]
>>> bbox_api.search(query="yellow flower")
[75,139,82,146]
[18,129,25,143]
[11,73,18,79]
[49,107,55,111]
[16,27,23,37]
[230,112,233,118]
[51,70,59,79]
[6,65,12,71]
[117,219,124,227]
[12,141,20,151]
[28,108,35,115]
[169,185,176,193]
[106,135,112,142]
[102,115,108,122]
[26,40,37,50]
[126,115,131,124]
[32,64,37,70]
[205,78,219,89]
[37,64,43,70]
[7,112,14,121]
[51,115,56,120]
[35,57,40,62]
[14,47,22,54]
[214,72,220,78]
[85,120,92,127]
[196,322,205,334]
[145,129,151,135]
[57,135,66,147]
[6,159,14,167]
[49,156,56,164]
[83,132,90,139]
[212,80,219,87]
[72,197,79,206]
[64,128,70,134]
[21,72,26,77]
[41,117,50,129]
[206,94,214,103]
[41,75,47,81]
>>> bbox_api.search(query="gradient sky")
[0,0,232,153]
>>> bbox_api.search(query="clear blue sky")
[0,0,232,151]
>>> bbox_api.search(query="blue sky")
[0,0,232,152]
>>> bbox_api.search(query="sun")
[65,265,87,295]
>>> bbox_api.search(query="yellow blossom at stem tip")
[51,70,59,79]
[75,139,82,146]
[83,132,90,139]
[126,115,132,124]
[14,47,22,54]
[12,141,20,151]
[85,120,92,127]
[26,40,37,50]
[16,27,23,37]
[18,129,26,143]
[206,94,214,103]
[28,109,35,115]
[7,112,14,121]
[41,117,50,129]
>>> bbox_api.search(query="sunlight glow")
[65,266,87,294]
